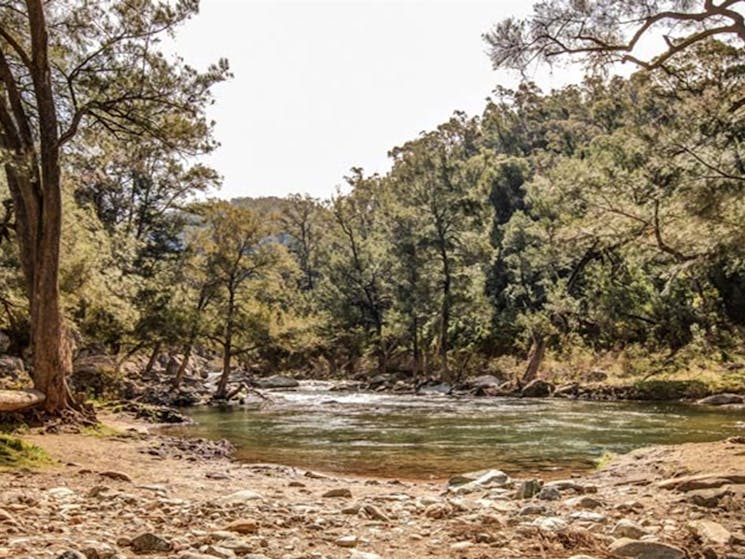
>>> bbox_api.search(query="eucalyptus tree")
[388,114,492,378]
[190,201,284,399]
[0,0,227,412]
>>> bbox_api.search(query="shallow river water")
[177,381,744,479]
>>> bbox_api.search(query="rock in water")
[696,393,744,406]
[608,539,685,559]
[130,533,172,554]
[448,468,509,487]
[254,375,299,389]
[521,379,553,397]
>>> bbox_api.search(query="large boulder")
[521,379,553,397]
[0,355,25,378]
[71,355,120,397]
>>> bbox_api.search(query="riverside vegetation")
[1,1,745,558]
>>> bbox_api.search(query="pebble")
[335,535,358,548]
[608,538,685,559]
[130,533,172,554]
[687,519,732,546]
[224,518,259,534]
[323,488,352,498]
[215,490,262,504]
[350,551,382,559]
[612,519,648,539]
[99,471,133,483]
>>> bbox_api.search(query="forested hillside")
[3,40,743,393]
[1,0,744,407]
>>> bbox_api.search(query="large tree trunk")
[0,0,73,413]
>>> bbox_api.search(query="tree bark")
[172,343,192,389]
[21,0,72,412]
[215,285,235,399]
[521,336,546,385]
[144,341,161,375]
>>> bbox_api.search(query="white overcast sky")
[172,1,586,200]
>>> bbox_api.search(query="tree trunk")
[25,0,72,412]
[172,343,192,389]
[522,336,546,385]
[215,286,235,399]
[144,341,161,375]
[439,252,451,379]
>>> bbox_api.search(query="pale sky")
[172,1,585,200]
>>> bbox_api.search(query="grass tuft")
[0,434,53,469]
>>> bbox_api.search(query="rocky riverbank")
[1,412,744,559]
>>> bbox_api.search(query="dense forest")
[1,1,745,409]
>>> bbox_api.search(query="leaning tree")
[0,0,228,413]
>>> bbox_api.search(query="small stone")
[361,504,390,521]
[202,546,235,559]
[450,541,473,551]
[335,536,358,548]
[687,487,730,508]
[47,487,76,500]
[532,516,568,531]
[612,520,648,539]
[537,486,561,501]
[225,519,258,534]
[566,496,603,509]
[688,519,732,546]
[0,508,18,525]
[215,490,262,504]
[518,504,547,516]
[608,538,685,559]
[569,511,606,523]
[350,552,382,559]
[448,468,509,487]
[514,479,542,499]
[130,533,172,554]
[56,552,86,559]
[323,488,352,498]
[99,471,133,483]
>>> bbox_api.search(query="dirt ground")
[1,413,744,559]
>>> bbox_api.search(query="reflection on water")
[175,381,744,479]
